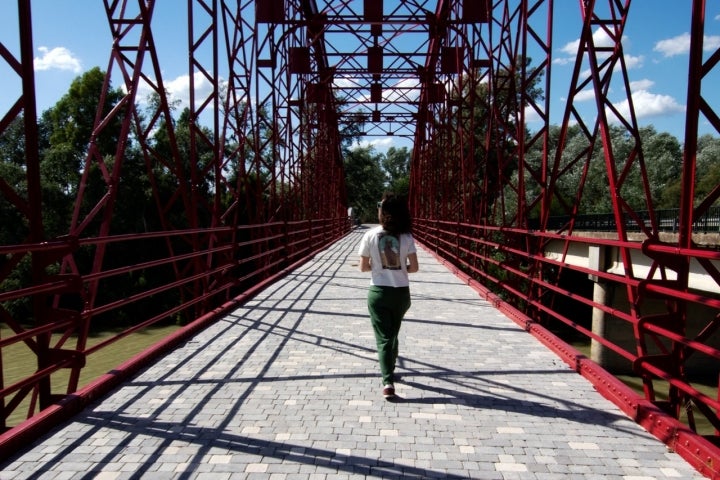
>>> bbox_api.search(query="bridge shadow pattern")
[0,229,705,479]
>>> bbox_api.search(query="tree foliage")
[343,145,386,222]
[551,125,687,215]
[381,146,411,196]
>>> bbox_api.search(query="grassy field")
[2,323,180,427]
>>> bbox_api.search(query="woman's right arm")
[359,255,372,272]
[406,253,419,273]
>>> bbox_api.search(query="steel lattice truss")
[1,0,719,475]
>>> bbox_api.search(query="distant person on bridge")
[358,193,419,399]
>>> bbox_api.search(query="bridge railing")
[0,217,349,455]
[540,206,720,233]
[413,218,720,478]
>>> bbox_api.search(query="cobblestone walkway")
[0,227,706,479]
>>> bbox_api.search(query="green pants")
[367,285,411,385]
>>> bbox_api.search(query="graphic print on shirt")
[377,232,401,270]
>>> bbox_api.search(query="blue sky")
[1,1,719,153]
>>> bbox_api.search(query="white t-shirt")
[358,225,417,287]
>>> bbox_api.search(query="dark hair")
[379,192,412,235]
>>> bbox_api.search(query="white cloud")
[654,33,691,57]
[351,137,395,151]
[558,80,684,126]
[563,80,659,107]
[164,74,193,107]
[559,39,581,58]
[559,29,622,55]
[134,72,222,112]
[552,56,573,66]
[574,89,597,102]
[166,73,219,110]
[383,78,421,103]
[523,104,541,124]
[34,46,82,73]
[592,29,618,49]
[623,54,644,69]
[654,33,720,57]
[345,77,421,104]
[702,34,720,50]
[630,79,654,91]
[333,77,359,89]
[612,89,684,121]
[132,77,154,104]
[556,30,642,68]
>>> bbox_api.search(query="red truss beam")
[0,0,51,417]
[410,0,489,223]
[1,1,719,476]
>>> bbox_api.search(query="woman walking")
[357,193,419,399]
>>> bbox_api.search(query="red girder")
[1,1,719,476]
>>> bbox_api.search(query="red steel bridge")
[1,0,719,476]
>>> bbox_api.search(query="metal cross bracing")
[412,0,720,476]
[1,0,719,476]
[0,0,353,455]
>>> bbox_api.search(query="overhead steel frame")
[247,0,349,222]
[409,0,487,225]
[409,0,553,230]
[410,0,553,306]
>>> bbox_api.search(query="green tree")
[693,135,720,207]
[657,135,720,210]
[343,145,386,223]
[39,67,125,237]
[574,125,684,214]
[542,125,679,216]
[0,116,29,244]
[638,126,683,210]
[339,111,366,157]
[1,68,128,323]
[221,102,274,224]
[150,107,217,228]
[40,67,123,187]
[447,56,544,223]
[381,146,411,195]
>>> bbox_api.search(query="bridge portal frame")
[0,1,719,477]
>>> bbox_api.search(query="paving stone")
[0,229,708,479]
